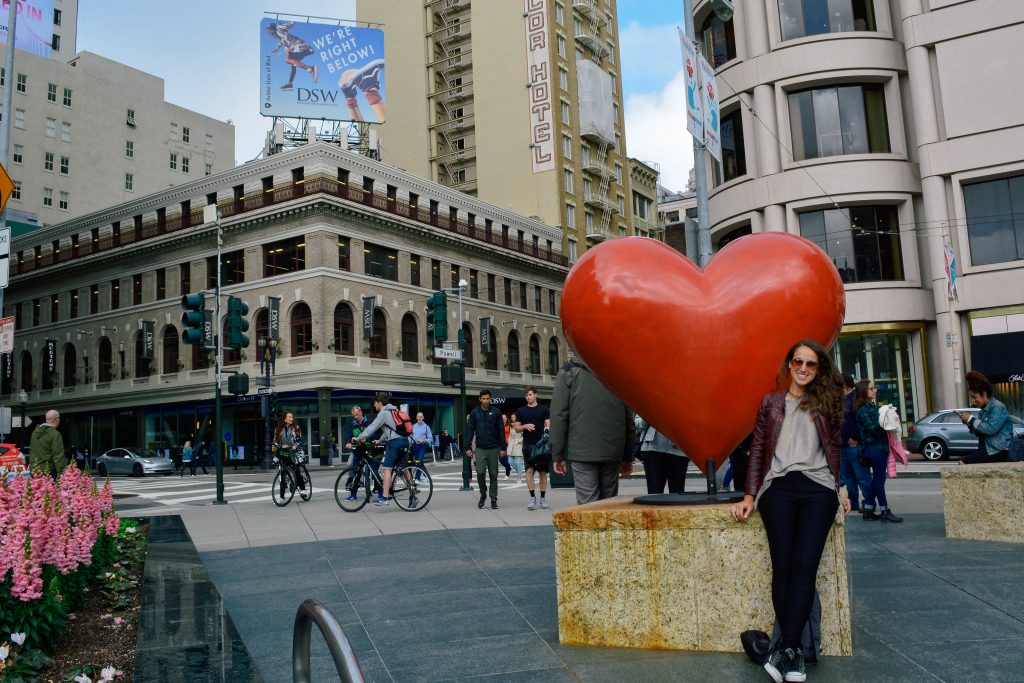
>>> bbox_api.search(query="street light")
[17,389,27,449]
[258,335,279,471]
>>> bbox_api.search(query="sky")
[77,0,693,191]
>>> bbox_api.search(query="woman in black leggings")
[731,340,851,683]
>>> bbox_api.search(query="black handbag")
[529,435,552,466]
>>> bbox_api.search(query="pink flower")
[113,617,124,625]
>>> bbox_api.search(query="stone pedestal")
[942,462,1024,543]
[552,496,852,655]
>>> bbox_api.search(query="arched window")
[401,314,418,362]
[334,303,354,355]
[162,326,179,374]
[255,308,269,343]
[485,325,498,370]
[528,334,541,374]
[41,347,54,390]
[291,303,313,356]
[134,331,152,377]
[507,330,521,373]
[369,308,387,359]
[98,338,113,383]
[221,317,240,366]
[63,344,77,387]
[20,351,33,392]
[461,323,474,367]
[548,337,561,375]
[191,339,211,371]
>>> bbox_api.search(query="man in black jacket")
[466,389,507,509]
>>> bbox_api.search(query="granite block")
[942,463,1024,543]
[553,496,852,655]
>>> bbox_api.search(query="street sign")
[434,347,463,360]
[0,316,13,354]
[441,341,456,351]
[0,227,9,288]
[0,165,13,213]
[257,387,275,395]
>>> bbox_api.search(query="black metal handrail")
[292,599,365,683]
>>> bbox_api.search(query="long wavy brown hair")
[775,339,844,426]
[273,411,303,442]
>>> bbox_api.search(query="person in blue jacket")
[959,371,1014,464]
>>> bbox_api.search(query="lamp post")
[17,389,27,449]
[258,335,278,471]
[443,279,468,450]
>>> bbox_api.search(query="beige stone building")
[5,143,568,458]
[356,0,634,257]
[693,0,1024,422]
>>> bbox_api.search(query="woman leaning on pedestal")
[730,339,851,683]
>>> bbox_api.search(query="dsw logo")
[296,88,339,103]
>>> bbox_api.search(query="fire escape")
[426,0,477,194]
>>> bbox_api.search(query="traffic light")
[228,373,249,395]
[440,363,462,388]
[425,292,448,346]
[226,296,250,349]
[181,293,207,345]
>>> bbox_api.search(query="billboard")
[261,18,386,123]
[0,0,55,58]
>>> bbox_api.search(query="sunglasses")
[790,358,819,370]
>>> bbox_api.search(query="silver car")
[96,447,175,477]
[906,409,1024,461]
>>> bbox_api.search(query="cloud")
[619,21,684,95]
[624,68,694,194]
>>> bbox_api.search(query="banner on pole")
[268,297,281,340]
[142,321,155,359]
[698,53,721,161]
[479,317,492,354]
[677,28,703,141]
[0,316,13,354]
[362,296,376,341]
[943,239,959,302]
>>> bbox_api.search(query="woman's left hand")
[840,496,852,517]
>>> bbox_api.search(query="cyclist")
[355,395,409,507]
[345,404,378,500]
[273,411,307,495]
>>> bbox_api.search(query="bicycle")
[272,450,312,507]
[334,444,433,512]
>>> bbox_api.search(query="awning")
[970,331,1024,383]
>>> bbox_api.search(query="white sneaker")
[540,497,549,509]
[527,496,536,511]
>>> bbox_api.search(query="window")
[162,326,179,374]
[633,192,652,220]
[583,177,592,200]
[53,8,61,25]
[110,279,120,309]
[561,100,570,123]
[333,303,354,355]
[44,152,54,171]
[62,88,72,107]
[205,163,213,176]
[565,203,576,228]
[555,2,564,25]
[562,134,572,159]
[535,287,542,313]
[60,156,69,175]
[615,163,622,182]
[700,13,736,67]
[182,156,190,174]
[364,243,398,281]
[789,84,889,160]
[125,173,133,191]
[15,73,25,93]
[338,236,350,270]
[799,205,902,283]
[519,282,528,309]
[410,254,421,287]
[169,152,177,170]
[617,194,625,214]
[11,180,19,200]
[400,314,418,362]
[59,191,68,210]
[14,108,23,129]
[450,264,460,289]
[263,236,306,276]
[717,109,746,183]
[557,34,566,57]
[46,118,56,137]
[507,331,521,372]
[528,335,541,374]
[179,262,190,296]
[559,67,568,91]
[585,212,594,233]
[126,107,135,122]
[61,121,70,141]
[431,259,441,290]
[581,144,590,167]
[207,251,244,287]
[182,126,190,143]
[549,290,556,315]
[548,337,561,374]
[291,303,313,356]
[70,291,78,319]
[90,284,99,314]
[43,187,53,207]
[469,269,479,298]
[564,169,574,193]
[12,144,22,164]
[963,175,1024,265]
[47,82,56,102]
[125,140,134,158]
[51,34,60,52]
[51,294,59,321]
[156,269,166,299]
[779,0,877,41]
[574,17,583,37]
[504,277,512,306]
[369,308,387,359]
[487,273,496,303]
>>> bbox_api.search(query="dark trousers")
[861,445,889,509]
[840,445,872,509]
[962,441,1009,464]
[643,452,688,494]
[499,453,511,476]
[462,453,473,487]
[758,472,838,651]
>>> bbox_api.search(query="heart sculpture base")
[633,492,745,506]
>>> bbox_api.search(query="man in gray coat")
[550,360,635,505]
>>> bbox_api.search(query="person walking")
[730,340,851,683]
[499,414,513,479]
[466,389,507,510]
[181,440,196,477]
[959,370,1014,464]
[196,440,211,475]
[855,380,902,523]
[29,409,65,480]
[839,375,871,512]
[411,412,433,482]
[550,361,634,505]
[515,387,551,510]
[507,421,526,483]
[637,416,689,494]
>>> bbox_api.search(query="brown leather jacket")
[744,390,842,498]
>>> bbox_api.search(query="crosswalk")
[108,476,271,506]
[428,470,530,491]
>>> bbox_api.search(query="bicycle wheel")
[334,466,369,512]
[272,468,296,507]
[392,466,433,511]
[298,464,312,501]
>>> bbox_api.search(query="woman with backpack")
[855,380,902,523]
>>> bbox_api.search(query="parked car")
[95,447,175,477]
[907,409,1024,460]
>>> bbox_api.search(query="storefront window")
[832,330,920,427]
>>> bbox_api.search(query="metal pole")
[261,336,273,471]
[292,599,365,683]
[683,0,713,267]
[0,0,18,317]
[213,215,225,504]
[457,288,467,454]
[19,399,25,448]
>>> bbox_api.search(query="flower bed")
[0,466,138,681]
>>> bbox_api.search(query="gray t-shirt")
[756,396,835,506]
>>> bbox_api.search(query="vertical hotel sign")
[524,0,555,173]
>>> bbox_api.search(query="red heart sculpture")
[561,233,845,474]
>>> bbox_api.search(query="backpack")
[389,408,414,437]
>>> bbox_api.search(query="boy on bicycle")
[354,395,409,507]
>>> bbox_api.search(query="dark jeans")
[499,453,511,476]
[840,445,872,509]
[462,454,473,487]
[861,445,889,510]
[570,461,620,505]
[758,472,839,651]
[962,441,1009,464]
[643,452,688,494]
[411,443,429,480]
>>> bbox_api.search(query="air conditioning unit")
[126,117,136,127]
